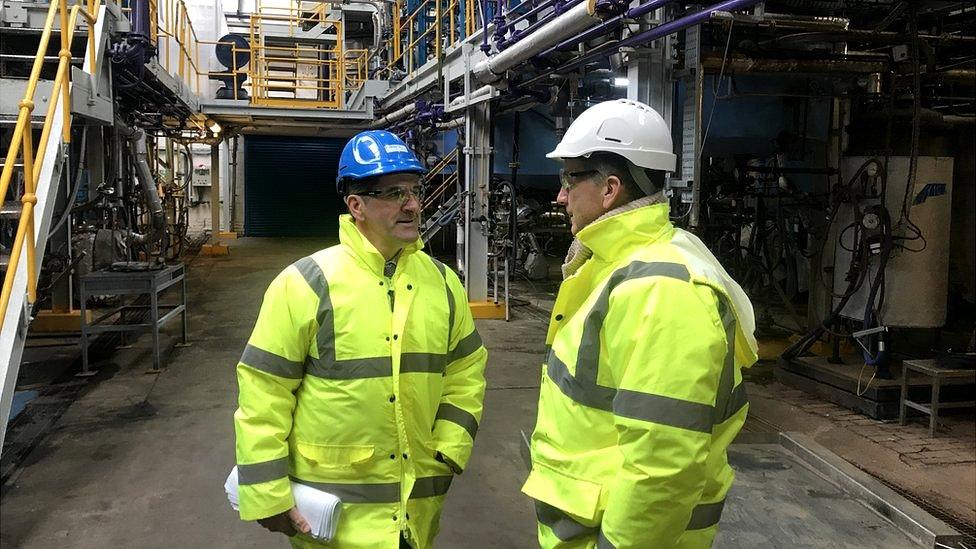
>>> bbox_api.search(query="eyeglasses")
[559,169,600,190]
[355,186,425,204]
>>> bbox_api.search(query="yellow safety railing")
[0,0,99,331]
[346,49,370,90]
[382,0,462,80]
[423,148,460,209]
[246,5,351,108]
[151,0,366,109]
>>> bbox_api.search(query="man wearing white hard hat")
[521,99,758,548]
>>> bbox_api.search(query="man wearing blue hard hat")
[233,130,488,548]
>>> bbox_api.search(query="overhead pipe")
[537,0,675,58]
[519,0,763,88]
[473,0,603,83]
[498,0,586,50]
[448,84,494,110]
[504,0,556,30]
[370,101,419,128]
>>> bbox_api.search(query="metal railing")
[380,0,469,79]
[0,0,99,331]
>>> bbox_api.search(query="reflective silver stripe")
[401,352,448,374]
[713,298,736,422]
[435,403,479,439]
[240,344,304,379]
[291,477,400,504]
[290,475,452,504]
[305,356,391,379]
[293,256,339,367]
[612,389,714,433]
[535,501,598,541]
[597,530,616,549]
[686,499,726,530]
[293,256,330,327]
[546,260,749,432]
[433,259,455,343]
[546,349,614,412]
[725,382,748,420]
[409,475,453,498]
[304,353,451,378]
[238,457,289,485]
[576,261,691,386]
[448,329,483,364]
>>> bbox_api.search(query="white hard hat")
[547,99,676,173]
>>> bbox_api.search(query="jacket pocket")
[294,442,375,469]
[521,460,603,522]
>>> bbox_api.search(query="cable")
[48,127,89,237]
[895,7,926,252]
[698,20,734,167]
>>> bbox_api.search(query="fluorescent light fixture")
[613,77,629,87]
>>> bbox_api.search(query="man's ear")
[602,174,625,209]
[346,195,366,221]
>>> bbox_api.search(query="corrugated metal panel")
[244,136,346,237]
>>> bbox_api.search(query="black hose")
[48,127,89,237]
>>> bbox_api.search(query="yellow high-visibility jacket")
[234,215,488,548]
[523,203,758,548]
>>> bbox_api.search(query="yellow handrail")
[0,0,99,331]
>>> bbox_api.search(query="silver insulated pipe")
[117,121,166,247]
[473,1,602,84]
[370,102,418,129]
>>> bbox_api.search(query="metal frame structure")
[79,264,189,374]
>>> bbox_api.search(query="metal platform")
[79,264,188,374]
[776,355,976,420]
[720,432,967,548]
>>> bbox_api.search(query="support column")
[202,142,229,255]
[679,24,703,228]
[465,100,501,318]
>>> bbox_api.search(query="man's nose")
[402,194,421,213]
[556,186,568,206]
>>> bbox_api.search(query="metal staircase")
[0,0,107,452]
[420,147,462,242]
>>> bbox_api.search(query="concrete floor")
[1,237,973,547]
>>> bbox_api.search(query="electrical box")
[832,156,954,328]
[192,162,211,187]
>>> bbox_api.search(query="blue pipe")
[497,0,585,50]
[541,0,761,76]
[537,0,675,58]
[492,0,507,46]
[481,0,492,52]
[505,0,555,29]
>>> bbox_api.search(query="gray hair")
[585,152,665,200]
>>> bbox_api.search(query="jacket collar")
[338,214,423,276]
[575,202,673,261]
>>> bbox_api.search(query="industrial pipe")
[700,55,888,74]
[520,0,763,87]
[474,0,603,83]
[117,122,166,247]
[505,0,556,30]
[498,0,587,50]
[538,0,675,57]
[370,102,419,128]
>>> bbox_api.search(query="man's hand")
[257,507,311,537]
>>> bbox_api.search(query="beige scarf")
[561,193,666,279]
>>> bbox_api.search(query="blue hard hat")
[336,130,426,194]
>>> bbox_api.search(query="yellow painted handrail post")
[435,0,441,60]
[20,130,37,302]
[59,0,71,143]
